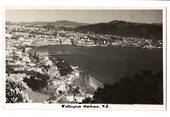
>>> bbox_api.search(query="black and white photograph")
[5,9,165,106]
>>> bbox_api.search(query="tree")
[90,70,163,104]
[6,78,31,103]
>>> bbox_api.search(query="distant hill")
[17,20,88,27]
[75,20,162,40]
[50,20,88,27]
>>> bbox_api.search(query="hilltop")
[75,20,162,40]
[13,20,88,27]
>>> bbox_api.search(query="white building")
[57,83,66,92]
[66,94,74,102]
[60,38,72,45]
[75,93,85,103]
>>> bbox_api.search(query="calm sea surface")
[37,45,163,84]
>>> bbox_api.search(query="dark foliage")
[91,70,163,104]
[6,79,29,103]
[6,65,15,74]
[43,25,56,31]
[23,77,47,92]
[53,57,73,76]
[23,71,49,92]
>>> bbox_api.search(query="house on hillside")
[66,94,74,102]
[75,93,85,103]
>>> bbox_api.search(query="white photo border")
[1,6,167,111]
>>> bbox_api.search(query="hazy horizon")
[6,9,163,24]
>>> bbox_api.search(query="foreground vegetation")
[83,70,163,104]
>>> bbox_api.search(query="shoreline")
[32,45,162,85]
[28,44,163,50]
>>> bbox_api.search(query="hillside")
[75,20,162,40]
[82,70,163,104]
[50,20,88,27]
[18,20,88,27]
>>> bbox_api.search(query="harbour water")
[37,45,163,84]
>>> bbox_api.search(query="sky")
[6,9,163,24]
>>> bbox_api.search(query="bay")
[37,45,163,84]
